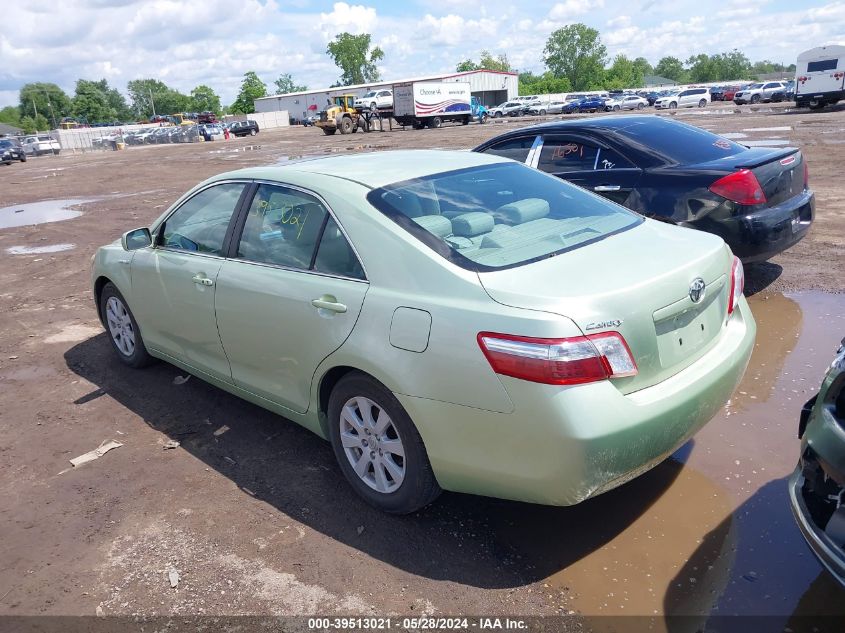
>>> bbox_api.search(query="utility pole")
[149,88,156,117]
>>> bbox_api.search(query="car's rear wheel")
[698,99,707,108]
[99,282,154,368]
[249,129,257,136]
[328,373,441,514]
[637,103,644,110]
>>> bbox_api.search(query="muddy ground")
[1,103,844,629]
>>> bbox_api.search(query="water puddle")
[6,243,76,255]
[742,126,793,132]
[740,139,790,147]
[719,132,748,139]
[0,199,90,230]
[492,291,845,623]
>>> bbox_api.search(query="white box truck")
[795,45,845,109]
[393,81,472,128]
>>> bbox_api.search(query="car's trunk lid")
[695,146,806,207]
[477,221,733,394]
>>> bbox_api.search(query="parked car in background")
[709,86,726,101]
[721,85,743,101]
[643,91,661,105]
[605,95,648,111]
[734,82,787,104]
[92,149,755,513]
[530,101,567,115]
[576,95,608,112]
[228,120,260,137]
[199,123,225,141]
[790,337,845,588]
[354,89,393,110]
[197,111,218,124]
[489,102,525,117]
[473,115,814,263]
[21,135,61,156]
[0,138,27,164]
[655,87,710,109]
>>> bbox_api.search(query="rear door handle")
[192,274,214,286]
[311,296,347,314]
[594,185,621,192]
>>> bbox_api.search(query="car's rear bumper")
[707,190,815,263]
[398,299,755,506]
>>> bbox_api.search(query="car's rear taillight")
[727,256,744,315]
[477,331,637,386]
[804,159,809,189]
[709,169,767,205]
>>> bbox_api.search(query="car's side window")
[537,137,600,173]
[483,136,537,163]
[313,216,365,280]
[160,183,245,255]
[595,147,634,170]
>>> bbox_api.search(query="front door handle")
[192,274,214,286]
[594,185,621,192]
[311,296,347,314]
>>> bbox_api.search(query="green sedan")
[92,150,756,513]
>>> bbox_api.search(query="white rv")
[795,45,845,109]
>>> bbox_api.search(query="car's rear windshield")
[366,162,641,272]
[609,117,745,165]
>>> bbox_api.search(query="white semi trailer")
[392,81,472,129]
[795,45,845,109]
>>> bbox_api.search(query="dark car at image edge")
[0,139,27,165]
[473,116,815,263]
[790,338,845,588]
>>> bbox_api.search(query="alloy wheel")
[105,296,135,357]
[340,396,406,493]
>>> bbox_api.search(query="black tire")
[429,117,442,128]
[637,103,644,110]
[461,116,469,125]
[539,109,547,115]
[99,282,154,368]
[669,102,677,110]
[370,102,377,110]
[20,154,26,163]
[322,127,336,135]
[249,128,257,136]
[493,111,502,118]
[613,105,620,111]
[751,94,760,104]
[328,372,441,514]
[339,117,353,134]
[698,99,707,108]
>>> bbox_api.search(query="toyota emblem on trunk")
[689,278,706,303]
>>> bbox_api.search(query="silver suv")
[734,82,786,105]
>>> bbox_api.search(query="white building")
[253,70,519,122]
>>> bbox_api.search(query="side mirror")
[121,227,152,251]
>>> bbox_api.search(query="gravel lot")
[1,103,844,627]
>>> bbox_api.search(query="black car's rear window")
[367,162,641,272]
[610,117,745,165]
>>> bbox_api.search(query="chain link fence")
[54,122,209,153]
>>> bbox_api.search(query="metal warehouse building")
[253,70,518,122]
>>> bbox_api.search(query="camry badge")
[585,319,623,331]
[689,278,706,304]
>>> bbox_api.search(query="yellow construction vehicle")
[315,95,366,135]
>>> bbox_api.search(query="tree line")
[2,25,796,134]
[457,24,795,96]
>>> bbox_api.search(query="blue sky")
[1,0,844,109]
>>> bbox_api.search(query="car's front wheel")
[669,102,678,109]
[328,372,441,514]
[751,94,760,104]
[99,282,154,368]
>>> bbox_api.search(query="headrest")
[413,215,452,238]
[383,190,424,218]
[451,212,495,237]
[495,198,550,225]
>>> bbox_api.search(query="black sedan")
[0,139,27,165]
[473,116,815,263]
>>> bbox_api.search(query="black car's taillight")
[709,170,767,205]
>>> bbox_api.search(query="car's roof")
[212,150,510,190]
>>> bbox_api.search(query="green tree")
[190,85,222,113]
[456,50,512,73]
[18,114,49,134]
[19,83,72,127]
[605,54,645,89]
[72,79,117,123]
[518,71,572,95]
[543,24,607,91]
[326,32,384,86]
[128,79,177,118]
[654,56,686,82]
[0,106,21,127]
[632,57,653,79]
[274,73,307,95]
[715,50,752,81]
[230,71,267,114]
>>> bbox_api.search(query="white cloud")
[319,2,378,39]
[549,0,603,21]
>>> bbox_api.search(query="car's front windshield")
[367,162,641,271]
